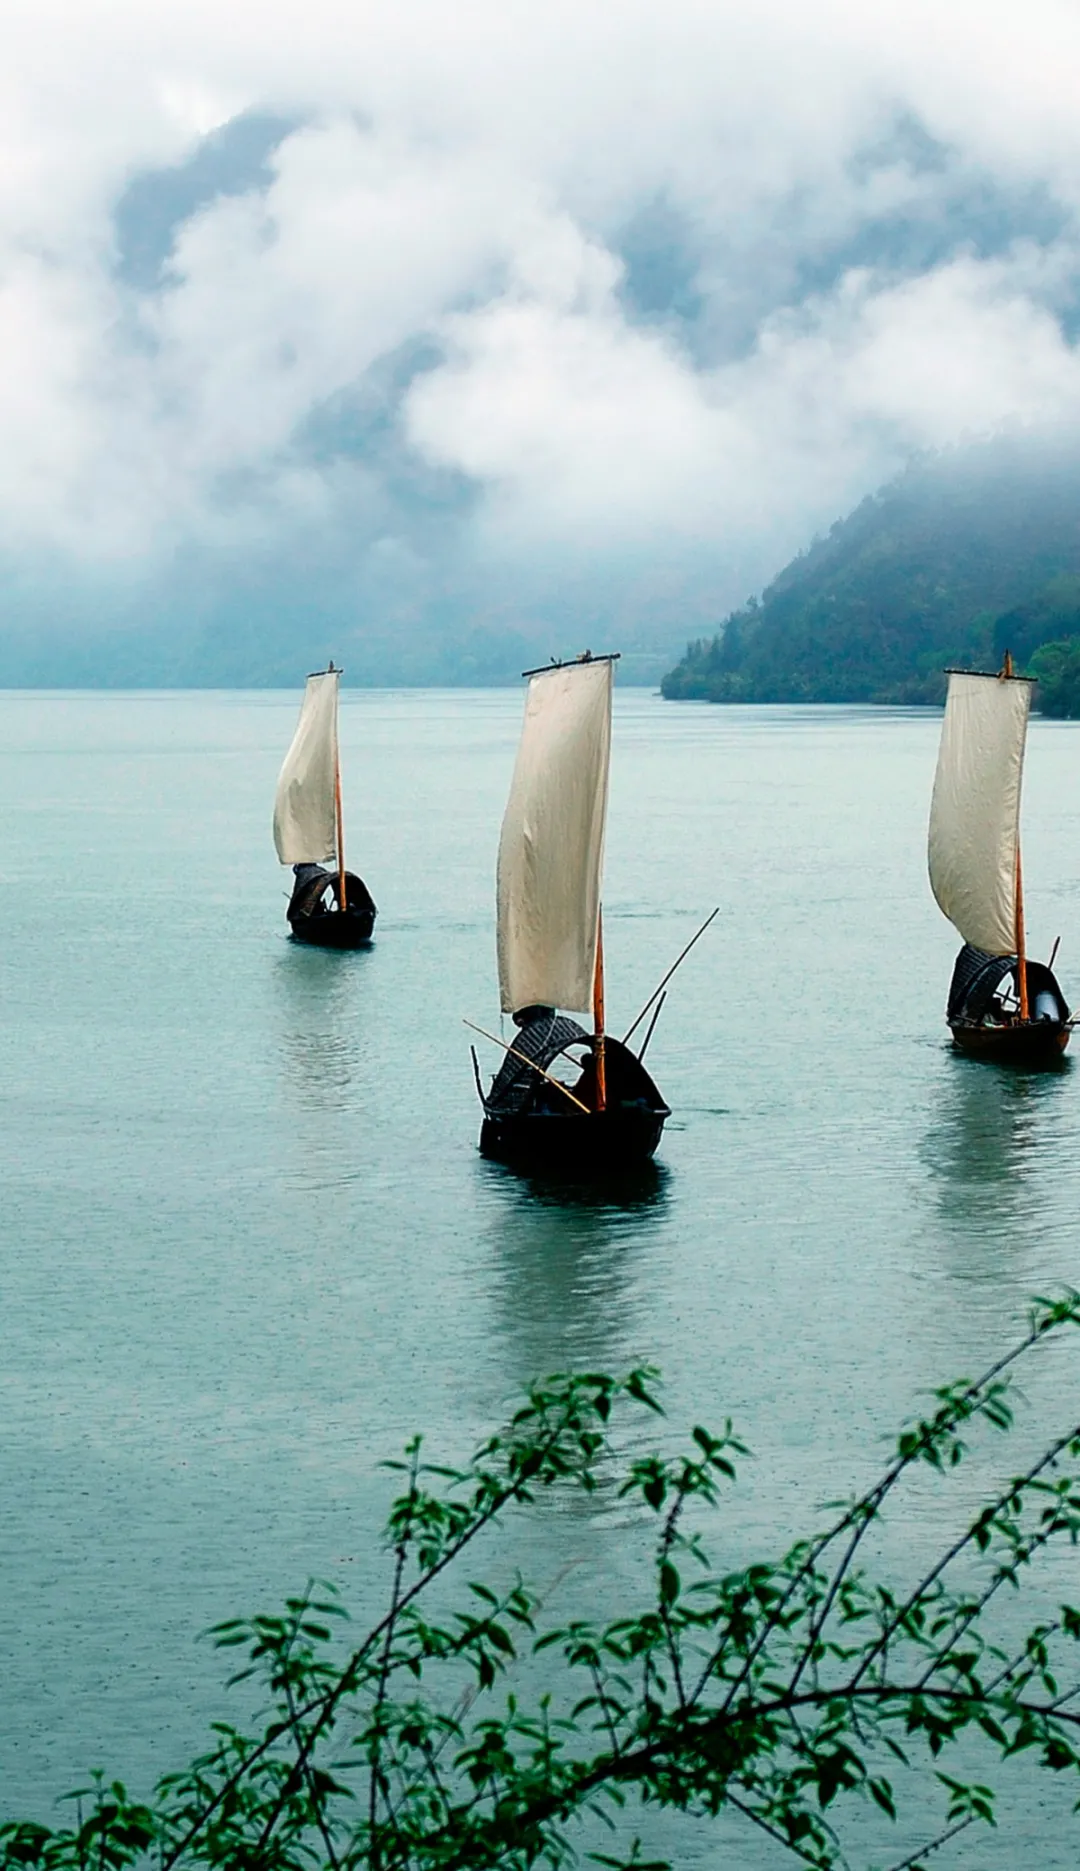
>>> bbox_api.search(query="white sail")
[928,671,1032,955]
[273,670,340,866]
[497,659,613,1016]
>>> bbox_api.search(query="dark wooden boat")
[286,865,376,948]
[947,944,1069,1065]
[951,1024,1069,1066]
[929,657,1071,1068]
[273,663,377,950]
[478,1017,669,1172]
[472,653,670,1176]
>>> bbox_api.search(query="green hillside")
[661,438,1080,711]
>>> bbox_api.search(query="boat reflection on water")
[478,1158,671,1386]
[922,1053,1069,1274]
[272,944,372,1117]
[494,1159,670,1213]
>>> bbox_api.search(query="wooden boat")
[474,653,670,1173]
[273,663,376,948]
[928,657,1069,1064]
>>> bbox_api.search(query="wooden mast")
[1015,845,1029,1021]
[593,909,606,1112]
[330,661,347,913]
[1001,650,1029,1021]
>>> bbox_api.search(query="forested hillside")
[662,437,1080,711]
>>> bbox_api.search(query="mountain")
[661,436,1080,708]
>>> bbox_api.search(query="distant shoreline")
[0,685,956,708]
[0,680,665,694]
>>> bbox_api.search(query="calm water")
[3,689,1080,1861]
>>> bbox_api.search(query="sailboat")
[273,664,377,948]
[474,653,670,1172]
[928,656,1069,1064]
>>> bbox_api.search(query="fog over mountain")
[4,0,1080,683]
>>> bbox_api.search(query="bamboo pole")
[1015,844,1029,1022]
[622,907,720,1046]
[637,990,666,1064]
[462,1020,591,1115]
[593,909,606,1113]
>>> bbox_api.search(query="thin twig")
[913,1498,1078,1693]
[162,1393,605,1868]
[700,1312,1072,1714]
[883,1814,975,1870]
[589,1658,622,1757]
[283,1675,341,1871]
[847,1421,1080,1694]
[657,1486,690,1711]
[786,1514,869,1704]
[725,1789,844,1868]
[278,1586,343,1871]
[369,1444,420,1867]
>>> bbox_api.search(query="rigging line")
[462,1020,591,1115]
[622,907,720,1046]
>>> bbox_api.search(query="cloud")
[2,0,1080,673]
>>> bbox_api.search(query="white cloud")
[407,239,1080,561]
[1,0,1080,642]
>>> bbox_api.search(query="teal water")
[2,690,1080,1862]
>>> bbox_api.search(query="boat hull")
[479,1106,667,1174]
[950,1020,1070,1066]
[286,866,377,948]
[288,905,375,948]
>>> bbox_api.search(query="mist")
[3,0,1080,681]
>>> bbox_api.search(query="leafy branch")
[6,1299,1080,1870]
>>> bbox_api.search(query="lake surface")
[3,689,1080,1863]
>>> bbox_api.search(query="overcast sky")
[3,0,1080,672]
